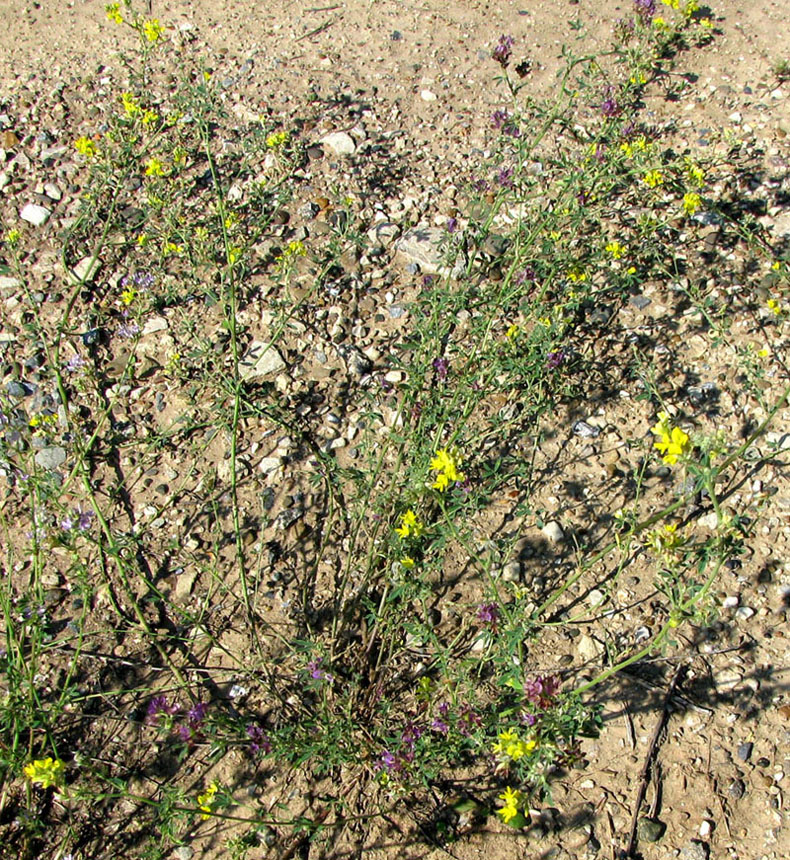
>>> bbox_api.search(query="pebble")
[174,847,194,860]
[70,255,101,283]
[142,316,168,335]
[727,779,745,799]
[699,820,713,839]
[637,817,665,843]
[587,589,605,607]
[0,276,22,292]
[577,633,604,663]
[259,456,282,475]
[541,521,564,543]
[395,226,445,274]
[421,89,437,101]
[735,606,755,620]
[737,742,754,761]
[20,202,51,225]
[320,131,356,156]
[501,560,521,582]
[573,420,600,438]
[238,341,286,380]
[679,840,709,860]
[34,445,66,470]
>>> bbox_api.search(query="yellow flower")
[430,449,464,492]
[661,0,680,8]
[496,786,523,824]
[24,757,65,789]
[105,3,123,24]
[122,92,142,117]
[197,781,218,819]
[767,298,782,316]
[74,136,98,158]
[163,241,183,256]
[121,286,137,305]
[145,157,166,177]
[606,241,625,260]
[506,323,520,340]
[630,71,647,85]
[400,555,416,569]
[266,130,290,149]
[395,509,424,539]
[685,160,705,187]
[651,411,690,465]
[142,110,159,127]
[683,192,701,216]
[137,232,149,247]
[173,146,187,167]
[4,228,21,246]
[643,170,664,188]
[567,267,587,283]
[142,19,164,42]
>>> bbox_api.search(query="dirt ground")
[1,2,789,859]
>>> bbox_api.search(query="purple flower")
[438,701,450,717]
[146,695,180,725]
[600,87,622,118]
[66,354,86,373]
[521,711,537,727]
[477,602,500,629]
[634,0,656,22]
[77,509,94,531]
[502,122,521,139]
[492,34,514,68]
[525,674,561,707]
[491,109,510,130]
[432,357,449,382]
[307,658,334,683]
[457,705,482,737]
[497,166,515,189]
[60,517,74,531]
[246,724,272,755]
[546,349,568,370]
[188,702,208,726]
[378,750,401,773]
[446,216,458,233]
[401,722,423,748]
[515,266,536,284]
[431,718,449,734]
[118,322,140,339]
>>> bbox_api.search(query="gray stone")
[320,131,356,156]
[0,276,22,293]
[35,446,66,470]
[259,456,282,475]
[637,817,665,843]
[142,316,168,335]
[368,221,400,246]
[577,634,604,663]
[541,520,564,543]
[239,341,286,380]
[20,203,52,226]
[70,255,101,284]
[501,561,521,582]
[395,226,445,274]
[679,841,709,860]
[573,420,600,438]
[737,742,754,761]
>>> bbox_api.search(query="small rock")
[259,456,282,475]
[577,634,604,663]
[345,347,372,376]
[142,316,168,335]
[637,817,665,843]
[367,221,400,246]
[70,255,101,284]
[239,341,286,380]
[573,420,600,438]
[727,779,745,799]
[174,846,194,860]
[395,225,445,274]
[20,203,52,226]
[502,561,521,582]
[737,742,754,762]
[587,589,605,607]
[35,446,66,470]
[734,606,755,621]
[175,570,197,602]
[0,276,23,293]
[699,820,713,839]
[541,521,564,543]
[44,182,62,201]
[320,131,356,157]
[421,89,437,101]
[679,840,709,860]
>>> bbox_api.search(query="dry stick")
[623,663,687,859]
[294,16,340,42]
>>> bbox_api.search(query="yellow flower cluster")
[266,130,290,149]
[492,728,537,763]
[74,136,98,158]
[145,157,166,177]
[430,448,465,492]
[24,757,65,789]
[643,169,664,188]
[497,785,524,824]
[197,781,219,819]
[395,509,424,539]
[105,3,123,25]
[605,241,625,260]
[683,192,701,216]
[651,411,690,465]
[143,19,164,42]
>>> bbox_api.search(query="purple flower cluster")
[307,657,334,683]
[477,602,500,631]
[178,702,208,742]
[60,507,94,532]
[491,110,521,138]
[492,34,514,68]
[146,695,180,725]
[432,357,449,382]
[497,166,515,189]
[634,0,656,22]
[246,724,272,755]
[524,674,562,710]
[121,270,155,290]
[546,349,569,370]
[600,87,622,118]
[66,353,86,373]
